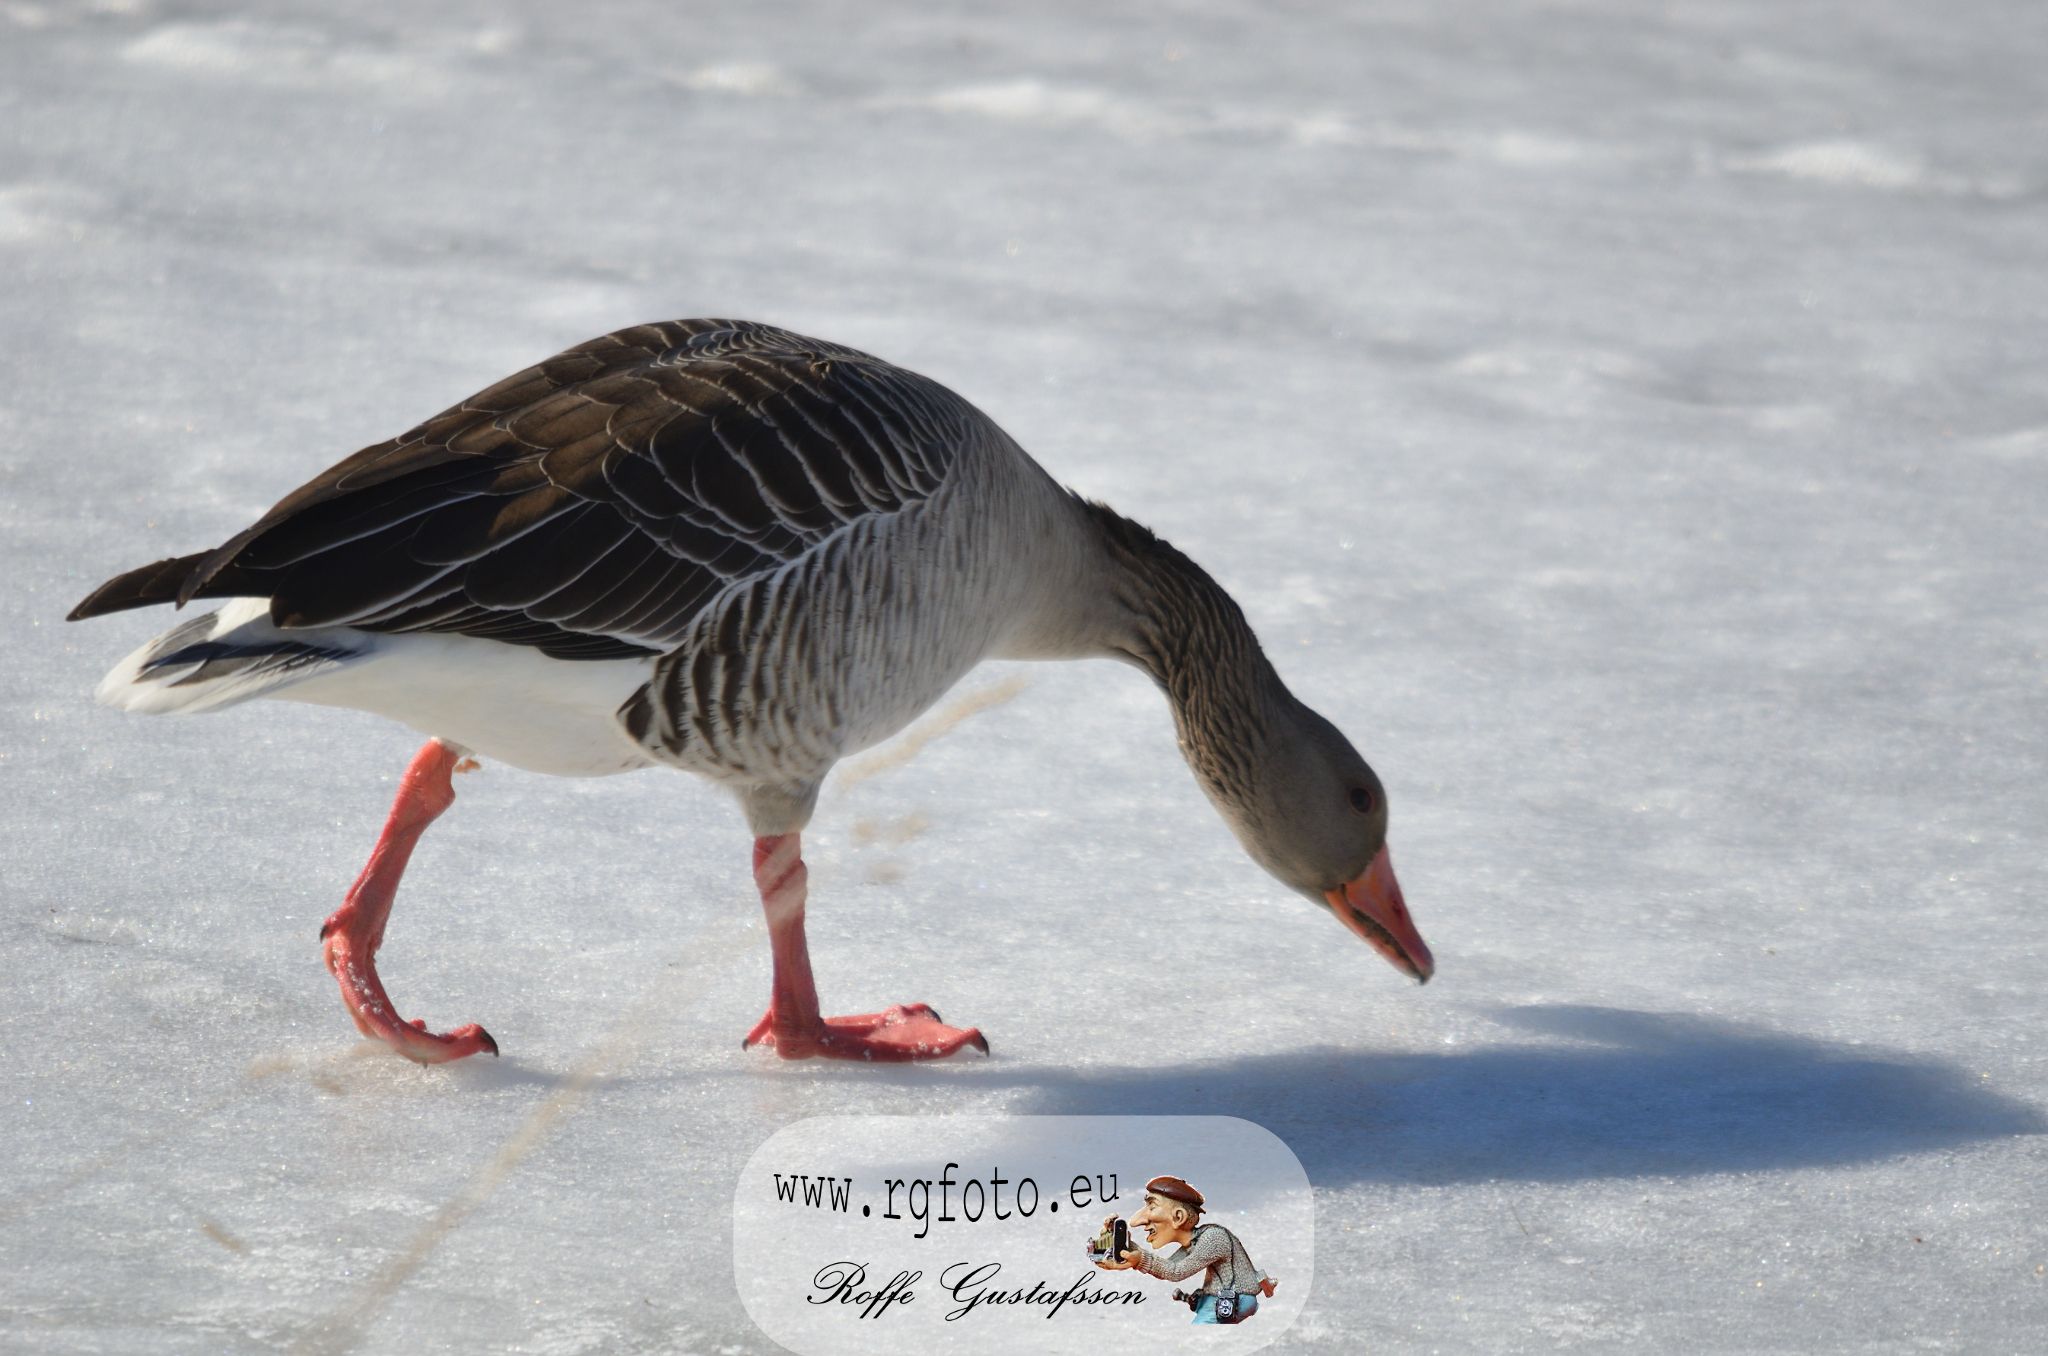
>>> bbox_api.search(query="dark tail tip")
[68,551,216,622]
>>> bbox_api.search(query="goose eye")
[1348,787,1374,814]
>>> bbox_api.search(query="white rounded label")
[732,1115,1312,1353]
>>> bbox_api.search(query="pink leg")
[318,739,497,1064]
[741,832,988,1061]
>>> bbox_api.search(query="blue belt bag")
[1193,1292,1259,1324]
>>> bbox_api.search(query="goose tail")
[95,597,365,715]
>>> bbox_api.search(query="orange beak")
[1323,845,1433,982]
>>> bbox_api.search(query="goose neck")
[1084,501,1290,797]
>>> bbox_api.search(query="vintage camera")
[1088,1217,1130,1261]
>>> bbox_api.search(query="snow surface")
[5,1,2046,1352]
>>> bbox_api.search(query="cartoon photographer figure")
[1094,1175,1278,1325]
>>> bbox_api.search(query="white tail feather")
[95,597,364,715]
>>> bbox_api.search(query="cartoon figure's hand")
[1260,1277,1279,1298]
[1093,1248,1141,1272]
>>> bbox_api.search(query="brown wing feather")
[69,320,973,660]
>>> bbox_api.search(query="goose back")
[70,320,979,661]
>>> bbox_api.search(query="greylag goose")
[69,319,1431,1064]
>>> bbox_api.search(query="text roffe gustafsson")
[773,1163,1144,1322]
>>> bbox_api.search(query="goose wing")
[70,320,974,660]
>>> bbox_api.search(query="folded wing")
[70,320,971,660]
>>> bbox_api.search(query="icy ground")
[4,2,2045,1352]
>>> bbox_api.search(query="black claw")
[318,921,333,941]
[478,1027,500,1057]
[926,1006,944,1024]
[970,1031,990,1056]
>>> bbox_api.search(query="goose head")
[1204,701,1434,982]
[1077,496,1434,983]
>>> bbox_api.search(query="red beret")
[1144,1175,1204,1210]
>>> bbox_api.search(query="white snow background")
[4,2,2045,1352]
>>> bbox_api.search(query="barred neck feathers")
[1079,500,1292,818]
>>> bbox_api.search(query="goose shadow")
[979,1005,2046,1186]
